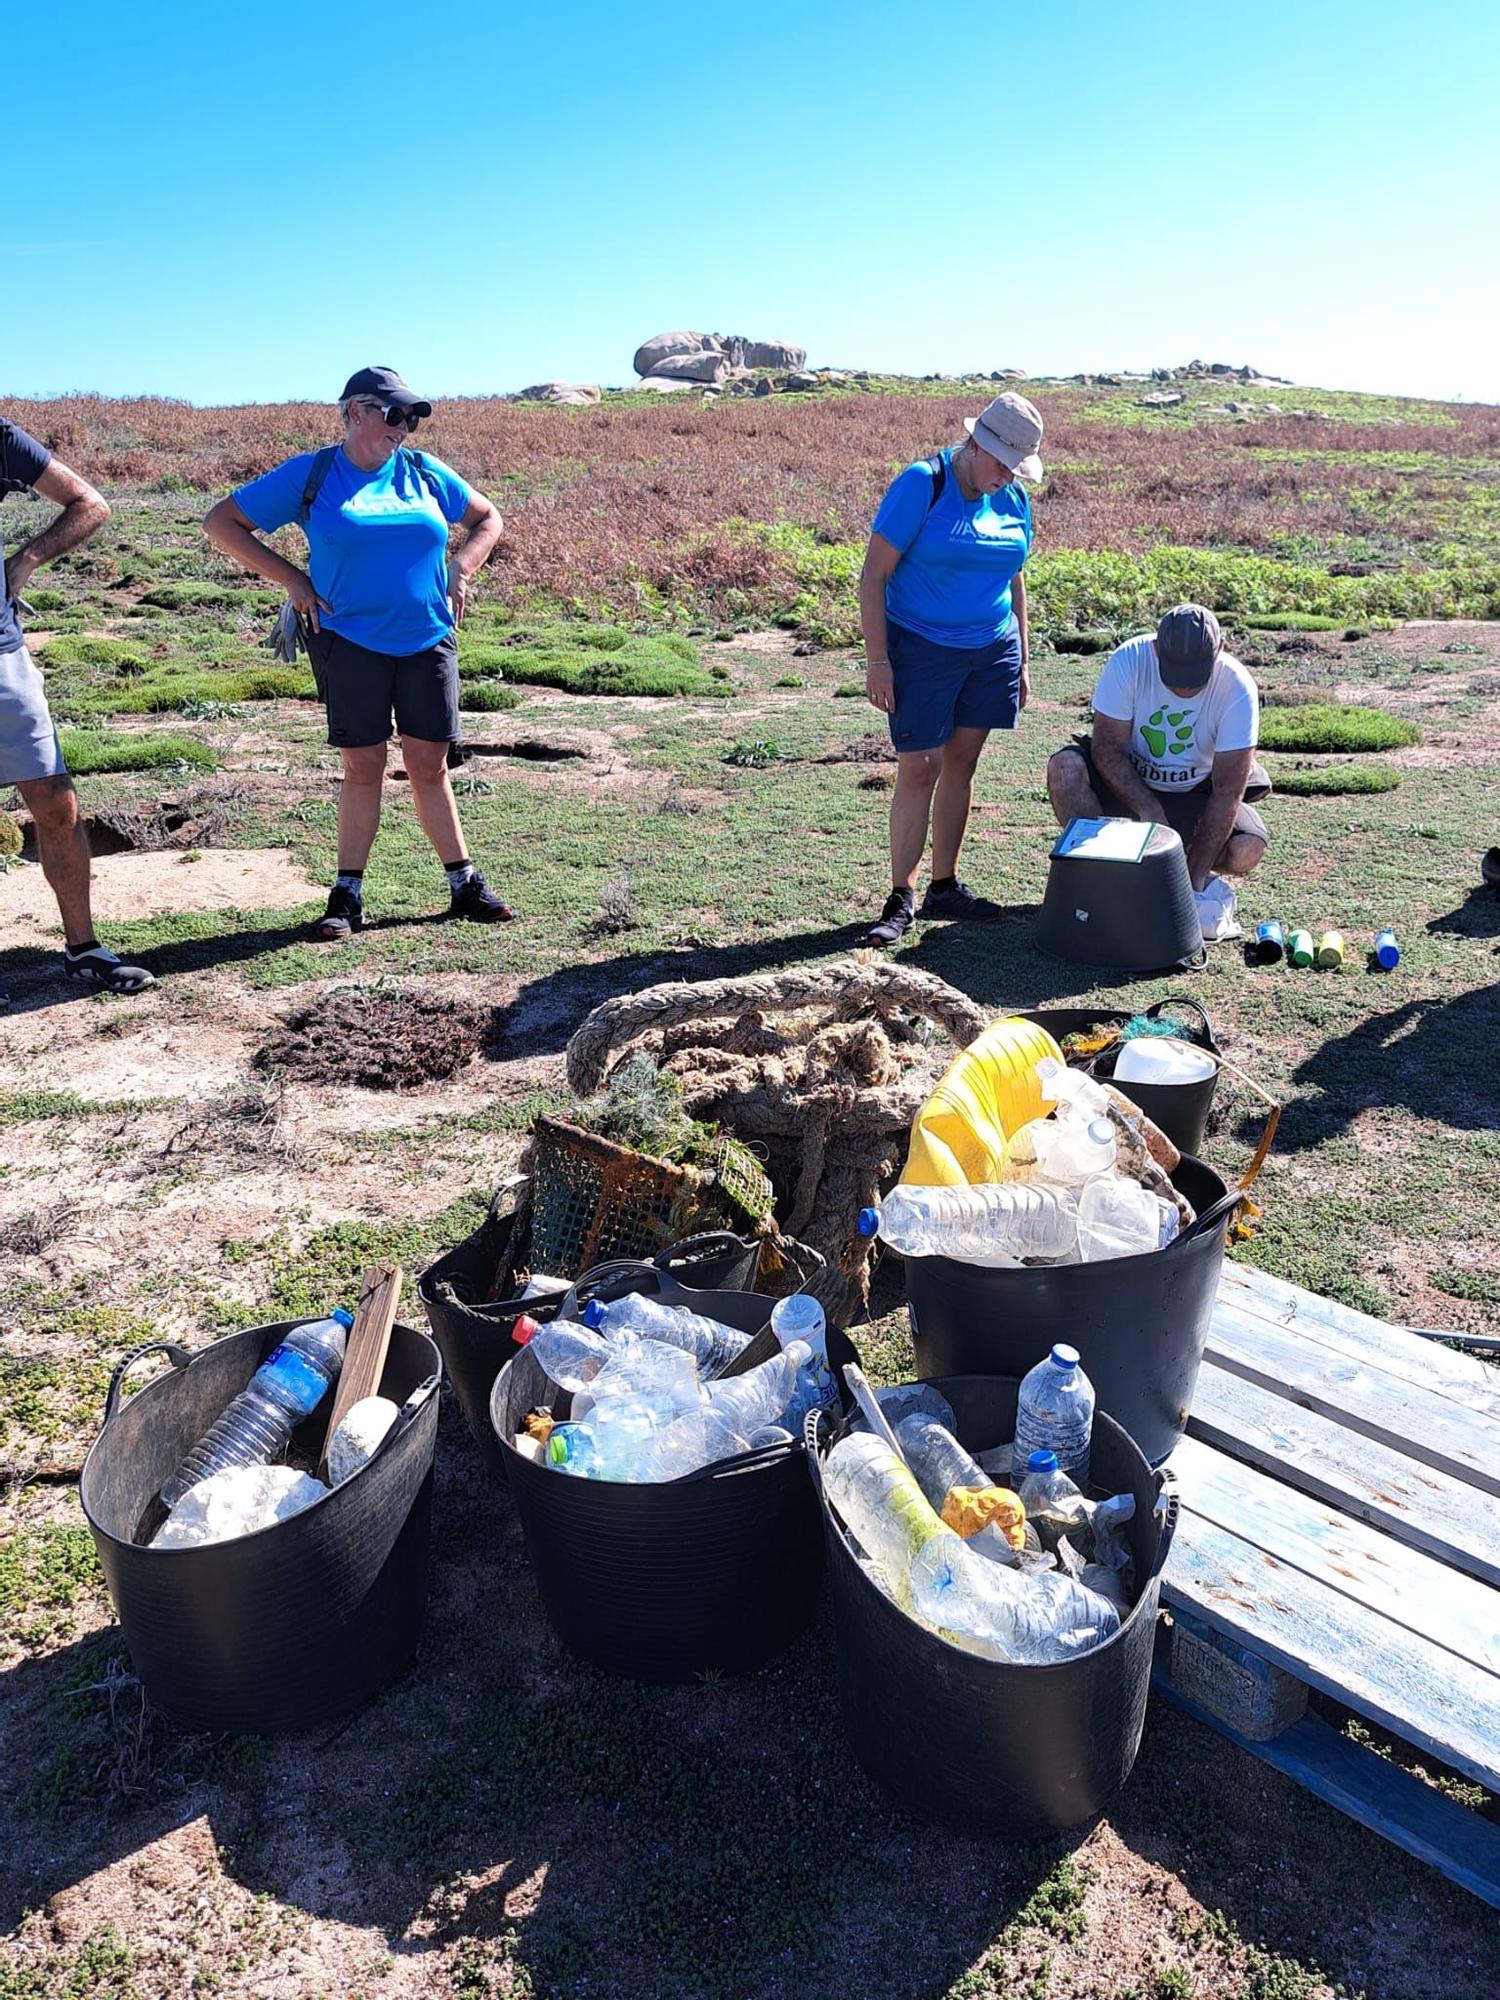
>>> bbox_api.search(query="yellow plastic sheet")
[901,1017,1064,1187]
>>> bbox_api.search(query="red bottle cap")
[512,1313,541,1346]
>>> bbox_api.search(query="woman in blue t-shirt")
[203,366,511,940]
[858,391,1043,947]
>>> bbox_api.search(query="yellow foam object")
[901,1017,1065,1187]
[940,1484,1028,1548]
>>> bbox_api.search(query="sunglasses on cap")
[357,399,421,432]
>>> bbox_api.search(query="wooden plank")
[1220,1264,1500,1415]
[1171,1436,1500,1679]
[1204,1299,1500,1499]
[1188,1364,1500,1591]
[1162,1514,1500,1791]
[1152,1678,1500,1912]
[317,1264,403,1481]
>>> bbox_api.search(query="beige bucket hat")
[965,391,1044,480]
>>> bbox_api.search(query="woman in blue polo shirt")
[858,391,1043,946]
[204,366,510,940]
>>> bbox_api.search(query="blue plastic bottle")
[1375,927,1400,970]
[159,1310,353,1510]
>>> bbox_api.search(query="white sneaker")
[1195,875,1242,943]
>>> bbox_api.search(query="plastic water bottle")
[546,1393,673,1479]
[1017,1450,1093,1555]
[1030,1116,1116,1186]
[872,1381,958,1434]
[572,1339,705,1423]
[821,1431,950,1604]
[772,1294,836,1427]
[858,1182,1078,1266]
[636,1407,750,1481]
[908,1532,1120,1663]
[1375,926,1400,970]
[705,1340,810,1434]
[1077,1176,1175,1262]
[523,1320,616,1392]
[895,1414,989,1512]
[1036,1055,1114,1122]
[1013,1344,1094,1486]
[583,1293,749,1378]
[159,1310,353,1510]
[1252,919,1285,964]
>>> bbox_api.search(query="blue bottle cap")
[330,1307,355,1328]
[1027,1449,1059,1472]
[582,1298,608,1330]
[857,1206,880,1238]
[1050,1343,1080,1371]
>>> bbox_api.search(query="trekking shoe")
[918,877,1002,921]
[313,884,364,941]
[62,944,155,994]
[1482,846,1500,890]
[866,888,916,948]
[449,870,514,922]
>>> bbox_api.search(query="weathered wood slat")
[1203,1299,1500,1498]
[1152,1678,1500,1912]
[1220,1263,1500,1414]
[1162,1515,1500,1791]
[1171,1436,1500,1679]
[1187,1364,1500,1591]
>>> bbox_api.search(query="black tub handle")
[1145,996,1214,1048]
[655,1230,744,1272]
[559,1258,670,1322]
[1178,1187,1244,1244]
[103,1341,195,1426]
[1148,1467,1180,1579]
[672,1436,802,1484]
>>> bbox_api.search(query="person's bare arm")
[202,496,329,631]
[859,532,901,713]
[3,459,110,601]
[445,493,503,626]
[1090,714,1169,822]
[1185,745,1254,890]
[1013,569,1030,709]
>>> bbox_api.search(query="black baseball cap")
[1155,603,1223,690]
[339,366,433,417]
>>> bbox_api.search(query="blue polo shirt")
[232,446,473,656]
[872,448,1032,649]
[1,419,55,653]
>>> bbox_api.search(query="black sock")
[335,870,364,897]
[67,938,102,957]
[929,875,956,895]
[891,884,915,905]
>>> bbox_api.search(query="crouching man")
[1046,604,1269,941]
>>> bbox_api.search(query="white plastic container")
[1113,1036,1216,1089]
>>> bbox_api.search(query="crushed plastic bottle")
[152,1464,328,1548]
[546,1394,671,1479]
[636,1407,750,1481]
[895,1414,988,1511]
[821,1431,950,1605]
[524,1320,616,1392]
[1013,1345,1095,1486]
[583,1292,750,1378]
[1036,1055,1114,1123]
[572,1338,703,1422]
[159,1310,353,1510]
[1077,1175,1176,1262]
[859,1182,1078,1266]
[772,1293,836,1428]
[908,1532,1121,1663]
[705,1340,810,1435]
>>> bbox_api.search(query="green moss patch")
[1271,759,1403,795]
[1258,704,1419,753]
[57,730,218,774]
[458,681,523,712]
[459,621,723,697]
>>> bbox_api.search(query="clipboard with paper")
[1050,816,1155,864]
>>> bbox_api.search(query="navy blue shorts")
[886,618,1022,754]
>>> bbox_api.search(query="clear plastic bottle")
[1036,1055,1114,1123]
[895,1414,989,1513]
[909,1532,1121,1663]
[772,1293,836,1428]
[1077,1176,1175,1262]
[1016,1449,1093,1556]
[546,1393,671,1479]
[583,1292,750,1378]
[1012,1344,1095,1486]
[576,1338,703,1417]
[705,1340,810,1434]
[821,1431,950,1604]
[636,1407,751,1481]
[858,1182,1079,1266]
[873,1381,958,1434]
[1031,1116,1117,1186]
[523,1320,617,1392]
[159,1309,353,1510]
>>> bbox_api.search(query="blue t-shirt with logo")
[872,448,1032,649]
[232,446,473,656]
[1,419,55,653]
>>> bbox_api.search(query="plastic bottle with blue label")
[772,1293,837,1428]
[158,1310,353,1510]
[1012,1344,1095,1487]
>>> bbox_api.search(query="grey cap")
[1155,604,1222,689]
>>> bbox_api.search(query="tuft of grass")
[831,681,865,698]
[458,680,522,712]
[723,737,782,767]
[57,730,217,774]
[1270,759,1403,796]
[458,620,724,697]
[1242,611,1348,632]
[1258,704,1419,753]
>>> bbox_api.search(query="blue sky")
[8,0,1498,406]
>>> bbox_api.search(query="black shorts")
[307,627,460,749]
[1064,734,1272,846]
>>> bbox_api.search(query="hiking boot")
[1482,846,1500,890]
[866,888,916,948]
[62,944,155,994]
[918,877,1001,921]
[449,870,514,923]
[313,884,364,941]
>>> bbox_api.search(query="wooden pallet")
[1157,1262,1500,1909]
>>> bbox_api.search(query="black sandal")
[62,946,155,994]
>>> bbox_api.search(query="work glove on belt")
[264,600,308,663]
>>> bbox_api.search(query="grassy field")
[2,377,1499,1998]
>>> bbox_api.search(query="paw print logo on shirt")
[1141,706,1196,759]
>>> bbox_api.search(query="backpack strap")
[297,446,339,526]
[926,452,947,512]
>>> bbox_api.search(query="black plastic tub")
[811,1375,1177,1837]
[1023,1000,1219,1158]
[491,1278,859,1682]
[903,1155,1236,1466]
[418,1197,761,1481]
[79,1321,442,1734]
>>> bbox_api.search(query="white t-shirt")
[1091,634,1259,791]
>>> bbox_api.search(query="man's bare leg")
[15,774,93,945]
[1046,746,1104,825]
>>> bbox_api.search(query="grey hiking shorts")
[0,643,67,786]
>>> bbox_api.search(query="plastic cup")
[1317,930,1345,969]
[1375,927,1400,970]
[1288,929,1315,967]
[1253,919,1285,964]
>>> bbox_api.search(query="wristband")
[867,658,890,669]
